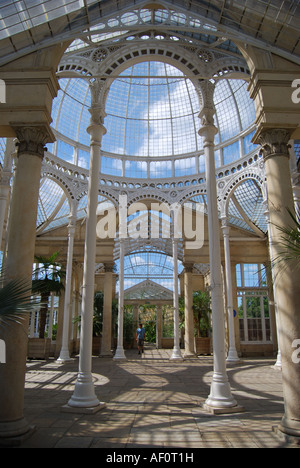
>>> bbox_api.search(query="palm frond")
[272,208,300,267]
[0,276,40,329]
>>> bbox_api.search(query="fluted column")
[114,239,126,360]
[258,129,300,437]
[183,263,196,357]
[221,219,239,362]
[198,80,237,411]
[57,199,77,362]
[100,262,114,357]
[67,80,107,410]
[170,238,183,361]
[0,125,54,440]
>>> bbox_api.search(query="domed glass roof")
[48,61,257,173]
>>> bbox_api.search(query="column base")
[183,352,197,359]
[226,349,240,363]
[99,352,113,358]
[205,371,238,411]
[56,356,74,364]
[61,403,106,415]
[277,415,300,439]
[113,347,126,360]
[0,418,36,447]
[203,403,245,415]
[170,347,183,361]
[67,372,100,409]
[272,352,282,370]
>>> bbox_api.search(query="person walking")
[136,323,146,355]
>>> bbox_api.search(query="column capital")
[87,79,107,142]
[198,108,218,143]
[104,262,115,273]
[183,262,194,273]
[13,124,55,159]
[221,217,230,236]
[196,79,215,110]
[257,129,291,161]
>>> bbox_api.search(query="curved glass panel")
[49,62,256,172]
[115,251,183,291]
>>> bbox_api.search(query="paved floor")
[19,346,299,448]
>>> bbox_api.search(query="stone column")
[67,80,107,410]
[100,262,114,357]
[198,80,237,411]
[183,263,196,357]
[0,125,54,440]
[258,129,300,437]
[264,203,281,369]
[170,238,183,361]
[114,239,126,360]
[221,219,239,362]
[0,139,15,248]
[57,199,77,362]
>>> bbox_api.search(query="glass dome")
[48,61,257,176]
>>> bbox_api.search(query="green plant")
[32,252,65,339]
[123,310,134,343]
[74,292,118,338]
[0,275,39,328]
[144,319,156,343]
[275,208,300,268]
[193,291,212,338]
[178,291,212,338]
[93,291,104,336]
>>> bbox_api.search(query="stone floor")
[19,346,299,449]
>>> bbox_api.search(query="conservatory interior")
[0,0,300,447]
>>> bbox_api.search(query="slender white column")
[184,263,196,357]
[114,239,126,360]
[198,85,237,410]
[221,219,240,362]
[170,238,183,361]
[57,200,77,362]
[68,80,106,409]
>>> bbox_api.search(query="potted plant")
[30,252,65,359]
[193,291,212,355]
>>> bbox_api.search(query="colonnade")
[0,72,299,441]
